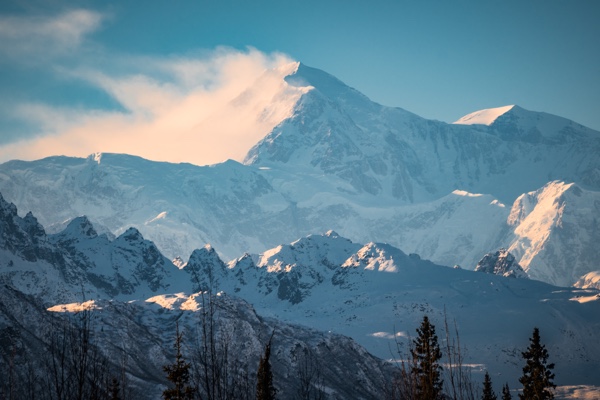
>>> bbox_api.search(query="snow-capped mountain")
[0,198,394,399]
[246,63,600,204]
[1,62,599,289]
[0,193,192,303]
[506,181,600,286]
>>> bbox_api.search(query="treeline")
[0,293,324,400]
[159,296,280,400]
[0,309,134,400]
[1,306,556,400]
[386,315,556,400]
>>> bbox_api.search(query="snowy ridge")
[507,181,600,286]
[574,271,600,290]
[0,194,192,303]
[453,105,515,125]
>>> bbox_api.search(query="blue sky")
[1,0,599,164]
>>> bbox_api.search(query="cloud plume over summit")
[1,44,296,166]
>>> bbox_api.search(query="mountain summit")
[244,64,600,204]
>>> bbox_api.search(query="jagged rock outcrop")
[475,248,528,278]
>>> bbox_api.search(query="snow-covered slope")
[506,181,600,286]
[0,194,191,303]
[574,271,600,290]
[172,231,600,390]
[2,154,600,287]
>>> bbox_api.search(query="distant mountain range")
[1,63,599,288]
[0,193,393,398]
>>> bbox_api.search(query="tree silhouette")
[411,315,443,400]
[482,371,497,400]
[256,332,276,400]
[501,383,512,400]
[163,323,195,400]
[519,327,555,400]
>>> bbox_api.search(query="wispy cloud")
[1,46,304,165]
[0,9,104,61]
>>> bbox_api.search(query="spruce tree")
[519,327,555,400]
[502,383,512,400]
[411,315,443,400]
[256,333,276,400]
[163,323,195,400]
[482,371,497,400]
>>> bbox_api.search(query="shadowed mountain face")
[1,63,599,289]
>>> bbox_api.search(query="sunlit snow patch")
[47,300,100,312]
[452,190,483,197]
[453,105,514,126]
[145,211,168,225]
[369,331,409,340]
[570,293,600,304]
[145,292,201,311]
[574,271,600,289]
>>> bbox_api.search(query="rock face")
[1,63,600,288]
[475,248,528,278]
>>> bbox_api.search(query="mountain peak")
[283,62,376,109]
[61,216,98,239]
[455,105,599,142]
[453,105,516,126]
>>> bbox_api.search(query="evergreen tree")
[256,333,276,400]
[482,371,497,400]
[163,323,195,400]
[519,327,555,400]
[411,315,443,400]
[502,383,512,400]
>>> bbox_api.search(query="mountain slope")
[506,181,600,286]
